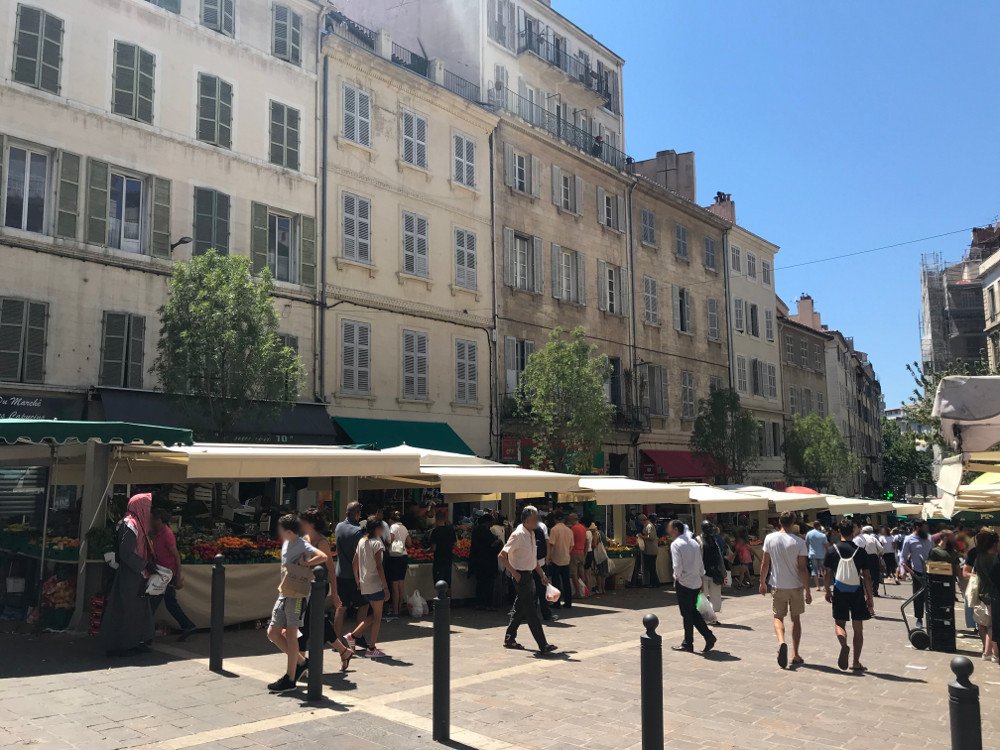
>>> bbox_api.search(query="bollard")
[432,580,450,743]
[209,554,225,673]
[306,564,327,701]
[640,613,663,750]
[948,656,982,750]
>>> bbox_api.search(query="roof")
[0,419,193,447]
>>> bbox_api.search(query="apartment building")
[0,0,331,441]
[980,249,1000,368]
[320,14,498,455]
[777,298,830,425]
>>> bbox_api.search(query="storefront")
[640,450,718,483]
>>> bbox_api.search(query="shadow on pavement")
[702,650,740,662]
[0,632,183,679]
[712,622,754,631]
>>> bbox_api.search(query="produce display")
[179,531,281,564]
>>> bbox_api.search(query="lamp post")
[169,236,193,252]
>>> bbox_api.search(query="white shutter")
[530,155,541,197]
[416,215,429,277]
[671,285,681,331]
[402,212,416,274]
[684,288,693,333]
[503,227,515,286]
[734,298,744,331]
[358,89,371,147]
[342,320,357,392]
[597,260,608,311]
[531,236,544,293]
[401,111,415,163]
[616,195,625,231]
[342,193,357,260]
[402,330,416,398]
[504,143,515,187]
[467,341,478,403]
[455,340,467,403]
[504,336,517,394]
[576,251,586,305]
[551,243,562,299]
[618,267,629,318]
[596,187,606,225]
[343,84,357,142]
[574,176,584,215]
[415,115,427,167]
[357,197,371,263]
[551,164,562,205]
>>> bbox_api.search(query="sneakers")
[294,658,309,682]
[267,675,296,693]
[703,634,717,654]
[354,635,370,651]
[366,647,388,659]
[915,619,924,630]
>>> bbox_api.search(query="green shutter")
[55,151,80,239]
[299,215,316,287]
[150,176,171,258]
[86,159,110,245]
[250,202,268,274]
[23,301,47,384]
[193,187,214,255]
[197,74,217,143]
[218,79,232,148]
[0,298,26,382]
[12,5,42,87]
[136,48,155,124]
[127,315,145,388]
[39,11,63,94]
[215,191,230,254]
[286,107,300,170]
[289,11,301,65]
[99,311,128,387]
[269,101,284,166]
[112,42,136,118]
[0,135,5,227]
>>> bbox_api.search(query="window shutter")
[222,0,235,35]
[194,188,218,255]
[550,243,562,299]
[358,90,371,147]
[343,85,357,142]
[356,196,370,263]
[202,0,221,27]
[597,260,608,311]
[551,165,561,205]
[502,227,515,286]
[250,201,268,273]
[342,320,357,392]
[356,323,371,394]
[86,159,110,245]
[530,156,541,197]
[402,212,416,274]
[272,4,299,63]
[531,236,544,293]
[270,101,285,165]
[299,215,316,287]
[99,311,128,387]
[574,176,584,215]
[616,195,626,231]
[218,79,233,148]
[416,216,429,277]
[415,116,427,167]
[402,111,415,163]
[504,143,516,188]
[671,284,681,331]
[285,107,300,170]
[402,330,415,398]
[0,299,27,382]
[596,187,606,224]
[467,342,478,403]
[112,42,136,119]
[150,177,171,259]
[503,336,516,393]
[39,11,63,94]
[197,74,216,143]
[13,5,42,88]
[128,315,145,388]
[23,301,46,384]
[136,48,156,124]
[618,267,630,317]
[576,251,586,305]
[464,137,475,186]
[685,289,694,333]
[455,340,467,403]
[213,190,230,254]
[55,151,81,239]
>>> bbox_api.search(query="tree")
[784,414,858,493]
[689,388,758,484]
[515,327,613,473]
[153,251,304,439]
[880,416,932,500]
[904,359,993,447]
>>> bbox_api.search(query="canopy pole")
[36,444,56,619]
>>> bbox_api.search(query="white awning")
[892,503,924,517]
[421,464,580,495]
[722,485,829,512]
[826,497,894,515]
[681,484,769,513]
[576,476,690,505]
[380,444,497,467]
[933,375,1000,454]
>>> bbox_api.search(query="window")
[709,375,723,393]
[673,285,694,333]
[733,298,745,332]
[0,297,46,383]
[817,393,826,417]
[730,245,741,273]
[765,309,774,342]
[641,209,656,246]
[643,276,658,324]
[341,320,371,395]
[12,5,63,94]
[748,303,760,337]
[503,229,542,293]
[751,358,764,396]
[401,111,428,168]
[3,145,49,233]
[785,333,795,361]
[112,42,155,124]
[736,356,748,393]
[596,187,624,230]
[762,260,772,286]
[99,312,145,388]
[515,154,528,192]
[250,204,314,284]
[269,101,300,170]
[771,422,781,455]
[108,171,145,253]
[504,145,538,196]
[551,245,584,304]
[551,165,581,213]
[402,329,428,400]
[488,0,515,50]
[675,224,688,259]
[201,0,235,36]
[597,261,627,316]
[402,211,429,277]
[343,83,372,147]
[799,338,809,367]
[707,298,720,340]
[267,210,297,282]
[453,134,476,187]
[704,237,716,270]
[86,161,169,257]
[192,187,230,255]
[271,4,302,65]
[990,287,998,321]
[813,343,823,371]
[640,363,667,416]
[803,388,813,415]
[767,363,777,399]
[455,339,478,404]
[681,371,696,420]
[504,337,534,394]
[197,74,233,148]
[342,192,371,263]
[455,228,477,290]
[747,252,757,280]
[788,386,798,416]
[146,0,181,10]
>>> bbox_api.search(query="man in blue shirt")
[805,522,829,591]
[899,520,933,628]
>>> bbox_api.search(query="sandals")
[850,664,867,672]
[838,644,850,671]
[503,641,525,650]
[338,644,354,672]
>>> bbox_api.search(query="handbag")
[967,572,980,608]
[279,563,313,597]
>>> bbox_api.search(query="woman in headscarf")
[469,514,501,609]
[100,493,156,656]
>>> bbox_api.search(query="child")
[350,516,391,658]
[732,533,753,589]
[267,514,328,693]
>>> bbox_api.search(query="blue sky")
[554,0,1000,408]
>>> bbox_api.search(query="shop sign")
[0,391,85,420]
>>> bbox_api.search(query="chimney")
[706,191,735,223]
[632,149,696,202]
[793,293,822,330]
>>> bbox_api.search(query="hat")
[588,523,598,531]
[862,525,874,534]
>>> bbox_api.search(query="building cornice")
[328,285,492,329]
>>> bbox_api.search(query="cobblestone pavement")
[1,583,998,750]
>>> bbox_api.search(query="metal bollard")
[209,554,225,673]
[640,613,663,750]
[432,580,450,743]
[948,656,982,750]
[306,564,327,702]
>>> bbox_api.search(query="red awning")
[641,450,718,482]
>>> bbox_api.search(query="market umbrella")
[784,485,820,495]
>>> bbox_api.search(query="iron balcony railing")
[614,405,652,433]
[443,70,481,104]
[327,11,375,50]
[518,30,595,89]
[391,41,428,76]
[488,85,628,171]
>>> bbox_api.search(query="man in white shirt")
[668,520,717,653]
[499,506,557,654]
[760,511,812,668]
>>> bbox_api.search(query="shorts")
[570,553,585,568]
[270,595,306,630]
[831,588,871,622]
[772,588,806,619]
[585,551,595,570]
[808,557,825,576]
[336,576,365,609]
[387,555,409,583]
[364,590,386,603]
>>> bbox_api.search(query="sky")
[553,0,1000,409]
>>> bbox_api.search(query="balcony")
[488,86,629,171]
[614,405,651,433]
[517,30,620,114]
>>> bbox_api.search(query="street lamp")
[170,236,193,252]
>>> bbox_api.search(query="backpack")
[833,545,861,593]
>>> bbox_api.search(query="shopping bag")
[723,570,733,588]
[577,577,590,598]
[144,565,173,596]
[545,583,561,603]
[407,591,428,617]
[696,592,718,624]
[278,563,313,597]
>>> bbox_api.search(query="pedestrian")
[591,522,609,595]
[759,511,812,668]
[824,520,874,672]
[548,512,574,609]
[334,502,371,652]
[639,514,660,588]
[853,524,884,598]
[349,516,391,659]
[297,508,353,672]
[100,492,156,657]
[387,509,410,618]
[899,520,933,629]
[500,506,557,654]
[732,532,753,588]
[668,520,717,653]
[148,508,196,639]
[878,526,898,584]
[266,514,328,692]
[469,513,501,609]
[968,530,998,662]
[893,526,908,581]
[698,520,724,618]
[805,521,829,591]
[427,509,457,592]
[568,513,587,597]
[990,542,1000,663]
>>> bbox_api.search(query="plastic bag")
[577,578,590,598]
[696,592,718,624]
[144,565,173,596]
[723,570,733,588]
[545,583,561,603]
[407,591,428,617]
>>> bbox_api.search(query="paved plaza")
[0,584,997,750]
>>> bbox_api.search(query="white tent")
[576,476,690,505]
[722,485,829,512]
[680,484,770,513]
[933,375,1000,454]
[826,496,894,515]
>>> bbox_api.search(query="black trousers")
[475,571,495,608]
[676,582,713,646]
[505,572,547,648]
[533,568,552,620]
[912,572,926,621]
[550,563,572,607]
[644,555,660,587]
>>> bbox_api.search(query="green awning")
[334,417,473,455]
[0,419,193,446]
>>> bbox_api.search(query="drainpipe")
[317,37,329,403]
[624,172,639,479]
[488,128,500,460]
[721,226,736,391]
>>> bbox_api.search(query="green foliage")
[515,327,613,473]
[689,388,758,484]
[153,251,303,438]
[880,416,932,499]
[784,414,858,493]
[904,359,992,447]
